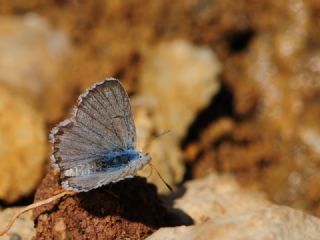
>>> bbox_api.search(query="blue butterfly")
[50,78,151,192]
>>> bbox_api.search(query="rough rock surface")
[165,174,268,224]
[149,206,320,240]
[148,174,320,240]
[139,39,221,139]
[136,39,221,192]
[186,0,320,216]
[0,207,34,240]
[33,170,169,240]
[0,86,46,203]
[0,13,72,122]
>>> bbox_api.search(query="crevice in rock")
[181,81,235,149]
[227,29,255,53]
[181,81,235,182]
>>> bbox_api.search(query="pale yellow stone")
[0,86,46,202]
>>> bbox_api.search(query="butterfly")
[50,78,151,192]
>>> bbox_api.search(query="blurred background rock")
[0,0,320,239]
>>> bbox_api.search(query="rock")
[166,174,269,224]
[136,40,222,192]
[148,206,320,240]
[33,170,170,240]
[193,0,320,215]
[133,104,185,193]
[0,86,46,203]
[0,207,34,240]
[0,13,72,123]
[148,174,320,240]
[139,39,221,139]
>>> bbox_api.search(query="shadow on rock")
[160,186,194,226]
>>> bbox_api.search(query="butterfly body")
[50,78,151,192]
[63,149,149,177]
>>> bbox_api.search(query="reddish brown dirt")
[33,170,168,240]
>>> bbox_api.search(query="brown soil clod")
[33,170,169,240]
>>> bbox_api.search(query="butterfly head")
[138,151,151,164]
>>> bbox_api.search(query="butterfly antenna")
[155,129,171,138]
[0,190,76,236]
[149,163,173,192]
[145,163,154,178]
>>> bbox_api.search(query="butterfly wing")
[61,165,135,192]
[50,78,137,191]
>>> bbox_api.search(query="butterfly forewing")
[75,79,136,149]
